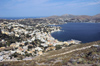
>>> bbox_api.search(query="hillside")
[0,41,100,66]
[46,14,100,23]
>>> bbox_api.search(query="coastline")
[50,22,100,43]
[51,29,62,34]
[0,21,100,62]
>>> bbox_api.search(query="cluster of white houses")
[0,22,81,61]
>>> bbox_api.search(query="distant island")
[0,14,100,24]
[45,14,100,23]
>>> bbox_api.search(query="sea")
[1,17,100,43]
[51,23,100,43]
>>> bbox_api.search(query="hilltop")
[45,14,100,23]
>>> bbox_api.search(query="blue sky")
[0,0,100,17]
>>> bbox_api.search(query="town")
[0,21,81,61]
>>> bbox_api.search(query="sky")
[0,0,100,17]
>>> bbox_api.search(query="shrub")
[56,45,62,50]
[92,64,99,66]
[28,45,33,49]
[25,53,32,57]
[88,61,93,64]
[62,60,68,65]
[54,62,62,66]
[11,52,20,57]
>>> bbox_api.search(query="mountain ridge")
[45,14,100,22]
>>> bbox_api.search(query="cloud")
[0,0,100,17]
[1,0,100,10]
[87,1,100,5]
[2,0,63,10]
[58,0,100,9]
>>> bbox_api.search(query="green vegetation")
[55,45,62,50]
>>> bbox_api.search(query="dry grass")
[0,41,100,66]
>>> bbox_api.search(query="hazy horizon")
[0,0,100,17]
[0,13,100,18]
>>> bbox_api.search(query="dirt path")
[0,44,97,63]
[35,45,97,66]
[48,45,95,58]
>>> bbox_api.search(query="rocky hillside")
[45,14,100,23]
[0,41,100,66]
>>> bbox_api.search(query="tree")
[28,45,33,49]
[6,41,11,46]
[55,45,62,50]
